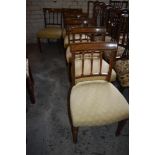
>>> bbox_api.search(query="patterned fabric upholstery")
[64,34,90,48]
[74,58,116,82]
[114,60,129,87]
[37,27,63,39]
[70,80,129,127]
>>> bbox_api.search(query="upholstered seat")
[74,58,116,82]
[114,59,129,87]
[37,27,63,39]
[70,80,129,127]
[64,34,90,48]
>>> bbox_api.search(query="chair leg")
[37,38,42,52]
[47,39,50,45]
[72,126,79,143]
[115,119,128,136]
[27,78,35,104]
[67,87,79,143]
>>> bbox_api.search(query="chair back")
[87,0,95,19]
[114,9,129,48]
[43,8,63,28]
[106,7,121,37]
[64,17,94,33]
[109,0,128,9]
[68,27,106,45]
[70,42,117,85]
[93,1,107,26]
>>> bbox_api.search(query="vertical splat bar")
[99,51,102,75]
[91,51,93,75]
[82,52,84,76]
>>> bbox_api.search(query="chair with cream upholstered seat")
[68,42,129,143]
[37,8,63,52]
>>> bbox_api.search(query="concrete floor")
[26,41,129,155]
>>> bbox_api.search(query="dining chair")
[68,42,129,143]
[37,8,63,52]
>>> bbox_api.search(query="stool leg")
[37,38,42,52]
[115,119,128,136]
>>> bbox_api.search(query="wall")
[26,0,128,43]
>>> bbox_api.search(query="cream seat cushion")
[74,58,116,82]
[37,27,62,39]
[70,80,129,127]
[64,34,90,48]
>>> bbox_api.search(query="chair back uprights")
[109,0,128,9]
[70,42,117,85]
[43,8,63,28]
[106,7,121,38]
[113,9,129,48]
[68,27,106,45]
[93,1,107,26]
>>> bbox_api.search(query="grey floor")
[26,41,129,155]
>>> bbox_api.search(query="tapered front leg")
[72,126,79,143]
[37,38,42,52]
[115,119,128,136]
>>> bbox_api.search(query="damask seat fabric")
[74,58,116,82]
[37,27,63,39]
[64,34,90,48]
[114,59,129,87]
[70,80,129,127]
